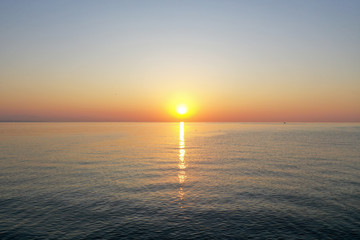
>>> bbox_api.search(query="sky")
[0,0,359,122]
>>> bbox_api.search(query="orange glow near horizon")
[165,95,198,121]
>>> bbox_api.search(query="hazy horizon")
[1,121,360,123]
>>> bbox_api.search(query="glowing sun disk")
[177,105,188,115]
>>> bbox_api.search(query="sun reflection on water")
[178,122,186,204]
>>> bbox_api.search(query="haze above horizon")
[1,0,359,122]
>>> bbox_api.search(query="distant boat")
[283,122,286,124]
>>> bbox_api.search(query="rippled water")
[0,122,359,239]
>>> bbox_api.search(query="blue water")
[0,122,359,239]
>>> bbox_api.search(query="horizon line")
[0,121,359,123]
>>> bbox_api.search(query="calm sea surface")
[0,122,359,239]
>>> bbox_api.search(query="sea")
[0,122,359,239]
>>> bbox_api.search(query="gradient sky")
[1,0,359,122]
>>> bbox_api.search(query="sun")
[176,104,188,115]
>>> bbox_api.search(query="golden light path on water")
[178,122,186,204]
